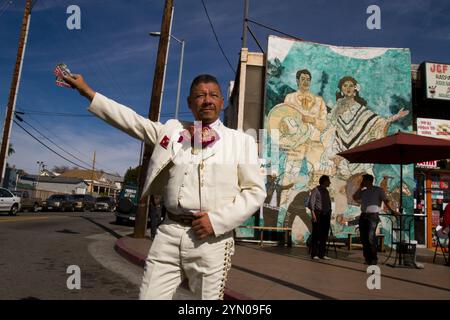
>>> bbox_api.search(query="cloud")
[9,121,141,176]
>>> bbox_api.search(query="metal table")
[380,213,423,269]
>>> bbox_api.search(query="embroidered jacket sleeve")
[87,93,163,146]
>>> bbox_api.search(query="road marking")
[0,216,67,223]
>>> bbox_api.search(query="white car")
[0,188,21,215]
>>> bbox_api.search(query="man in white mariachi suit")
[63,73,266,300]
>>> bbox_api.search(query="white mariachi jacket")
[88,93,266,236]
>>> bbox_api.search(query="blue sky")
[0,0,449,176]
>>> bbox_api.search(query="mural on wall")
[262,36,413,245]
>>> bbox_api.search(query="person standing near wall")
[353,174,398,265]
[308,175,332,260]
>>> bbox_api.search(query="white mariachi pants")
[139,218,234,300]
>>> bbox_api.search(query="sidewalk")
[115,236,450,300]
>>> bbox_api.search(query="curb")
[114,236,252,300]
[114,237,146,268]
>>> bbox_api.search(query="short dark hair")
[296,69,312,81]
[362,174,374,184]
[319,175,330,185]
[189,74,221,95]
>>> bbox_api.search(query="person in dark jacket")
[308,175,332,260]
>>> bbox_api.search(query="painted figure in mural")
[308,175,332,260]
[266,69,334,232]
[283,69,332,187]
[265,173,295,209]
[284,69,327,133]
[353,174,399,265]
[262,173,295,227]
[331,76,409,220]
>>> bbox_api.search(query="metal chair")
[433,226,448,265]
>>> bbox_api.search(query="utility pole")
[90,150,96,195]
[134,0,173,238]
[242,0,249,48]
[0,0,32,185]
[159,6,174,121]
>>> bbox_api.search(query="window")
[0,188,13,197]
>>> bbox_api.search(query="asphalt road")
[0,211,143,300]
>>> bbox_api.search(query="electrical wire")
[14,117,121,176]
[246,18,304,42]
[13,119,93,171]
[200,0,236,75]
[16,109,93,117]
[19,113,120,174]
[247,25,264,53]
[16,107,191,118]
[20,118,100,170]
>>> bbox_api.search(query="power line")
[20,113,120,174]
[13,119,93,171]
[200,0,236,75]
[247,25,264,54]
[16,107,191,118]
[14,118,120,176]
[20,117,98,169]
[246,18,304,42]
[16,109,93,117]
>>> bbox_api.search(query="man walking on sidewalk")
[62,73,266,300]
[353,174,398,265]
[308,175,332,260]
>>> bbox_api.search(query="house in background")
[59,169,122,197]
[19,175,88,200]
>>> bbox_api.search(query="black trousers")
[359,212,380,264]
[311,212,331,258]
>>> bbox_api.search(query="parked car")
[12,190,42,213]
[71,194,96,212]
[114,185,164,226]
[115,185,138,224]
[0,188,21,215]
[42,194,75,212]
[94,196,116,212]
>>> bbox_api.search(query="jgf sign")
[424,62,450,101]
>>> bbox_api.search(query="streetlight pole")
[174,37,184,120]
[36,161,43,194]
[157,6,173,122]
[150,32,185,119]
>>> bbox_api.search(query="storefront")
[414,168,450,248]
[414,116,450,248]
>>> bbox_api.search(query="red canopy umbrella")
[337,131,450,213]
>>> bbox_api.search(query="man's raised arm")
[63,74,96,101]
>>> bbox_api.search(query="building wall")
[19,179,87,195]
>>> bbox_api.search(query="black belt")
[167,211,196,226]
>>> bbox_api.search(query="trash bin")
[398,240,417,266]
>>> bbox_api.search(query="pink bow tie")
[178,125,219,149]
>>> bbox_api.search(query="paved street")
[0,211,142,300]
[2,211,449,301]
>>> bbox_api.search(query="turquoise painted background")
[261,38,413,246]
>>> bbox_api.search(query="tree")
[52,165,70,174]
[123,165,141,185]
